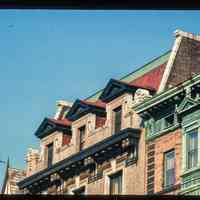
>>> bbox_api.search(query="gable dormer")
[66,99,106,121]
[34,118,72,139]
[99,79,155,103]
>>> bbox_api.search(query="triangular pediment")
[66,99,90,120]
[43,123,55,133]
[34,118,57,139]
[177,97,199,113]
[99,79,137,102]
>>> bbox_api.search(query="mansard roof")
[86,50,171,101]
[99,78,156,103]
[129,62,167,91]
[35,118,72,139]
[66,99,106,121]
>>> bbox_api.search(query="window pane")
[187,130,198,169]
[165,114,174,128]
[113,106,122,134]
[79,126,86,150]
[110,171,122,194]
[164,150,175,187]
[47,143,53,168]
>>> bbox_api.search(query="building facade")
[1,159,26,194]
[17,30,200,195]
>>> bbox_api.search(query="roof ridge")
[120,50,171,81]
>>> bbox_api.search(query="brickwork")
[167,37,200,88]
[20,30,200,195]
[146,129,182,194]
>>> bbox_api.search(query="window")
[164,150,175,188]
[47,143,53,168]
[73,186,85,195]
[62,133,71,146]
[113,106,122,134]
[109,171,122,194]
[79,126,86,151]
[187,129,198,169]
[164,114,174,128]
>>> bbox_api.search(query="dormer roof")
[129,62,167,91]
[86,51,170,101]
[35,118,72,139]
[66,99,106,121]
[99,78,156,103]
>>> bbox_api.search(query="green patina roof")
[86,50,171,101]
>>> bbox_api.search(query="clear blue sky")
[0,10,200,188]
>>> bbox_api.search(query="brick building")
[17,30,200,194]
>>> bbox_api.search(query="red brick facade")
[146,129,182,194]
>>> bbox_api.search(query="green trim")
[181,166,200,178]
[121,50,171,83]
[180,183,200,195]
[134,73,200,114]
[86,50,171,101]
[147,123,180,141]
[180,166,200,195]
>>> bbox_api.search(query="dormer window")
[79,126,86,151]
[113,106,122,134]
[62,132,71,146]
[47,143,53,168]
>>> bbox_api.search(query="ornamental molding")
[177,97,200,114]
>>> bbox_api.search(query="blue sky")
[0,10,200,188]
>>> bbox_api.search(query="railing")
[88,170,103,183]
[181,176,200,189]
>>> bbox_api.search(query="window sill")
[156,184,180,194]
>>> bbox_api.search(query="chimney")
[54,100,73,120]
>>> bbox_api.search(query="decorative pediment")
[66,99,106,121]
[66,99,90,121]
[177,97,199,114]
[35,118,71,139]
[99,79,138,102]
[34,118,57,139]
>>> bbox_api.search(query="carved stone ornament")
[133,89,152,105]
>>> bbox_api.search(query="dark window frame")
[109,170,123,194]
[164,114,174,129]
[113,106,122,134]
[79,125,86,151]
[47,143,53,168]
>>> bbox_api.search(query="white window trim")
[182,120,200,174]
